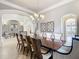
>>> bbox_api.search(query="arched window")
[63,14,77,45]
[65,18,77,36]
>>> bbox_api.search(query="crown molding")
[0,9,30,17]
[0,0,35,15]
[39,0,74,13]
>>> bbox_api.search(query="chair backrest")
[26,36,31,45]
[20,34,25,45]
[15,33,20,44]
[57,37,73,55]
[64,36,72,46]
[54,33,61,40]
[25,36,32,51]
[31,38,43,59]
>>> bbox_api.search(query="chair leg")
[17,43,18,47]
[30,52,33,59]
[26,48,30,56]
[49,50,53,59]
[49,55,53,59]
[16,44,18,49]
[34,53,37,59]
[30,52,35,59]
[17,44,21,52]
[20,45,23,52]
[23,47,25,54]
[18,45,20,50]
[23,47,28,55]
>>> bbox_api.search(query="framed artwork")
[47,21,54,32]
[40,21,54,32]
[40,23,47,32]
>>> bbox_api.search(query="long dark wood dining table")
[31,35,63,59]
[23,34,63,59]
[23,33,63,50]
[30,34,63,49]
[41,38,63,50]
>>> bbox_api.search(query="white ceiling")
[6,0,62,12]
[0,0,75,14]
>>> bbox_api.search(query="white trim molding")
[0,9,30,16]
[39,0,75,13]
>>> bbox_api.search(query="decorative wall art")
[40,21,54,32]
[40,23,47,32]
[47,21,54,32]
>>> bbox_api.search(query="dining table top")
[31,34,63,50]
[41,38,63,50]
[22,33,64,50]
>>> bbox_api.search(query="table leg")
[49,50,53,59]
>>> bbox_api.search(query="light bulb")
[34,13,39,18]
[30,16,34,20]
[40,15,45,19]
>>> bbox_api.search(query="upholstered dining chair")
[56,36,73,55]
[15,33,22,50]
[25,36,33,57]
[31,38,52,59]
[19,34,28,55]
[73,35,79,41]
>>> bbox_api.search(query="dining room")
[0,0,79,59]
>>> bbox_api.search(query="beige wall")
[0,14,2,39]
[72,0,79,34]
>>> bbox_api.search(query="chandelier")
[30,13,45,21]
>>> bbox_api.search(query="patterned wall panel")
[40,23,47,32]
[40,21,54,32]
[47,21,54,32]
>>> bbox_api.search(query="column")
[0,14,2,47]
[0,14,2,39]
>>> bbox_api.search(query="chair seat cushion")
[42,52,51,59]
[64,36,72,46]
[24,43,27,47]
[19,41,22,44]
[57,46,71,53]
[41,47,49,53]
